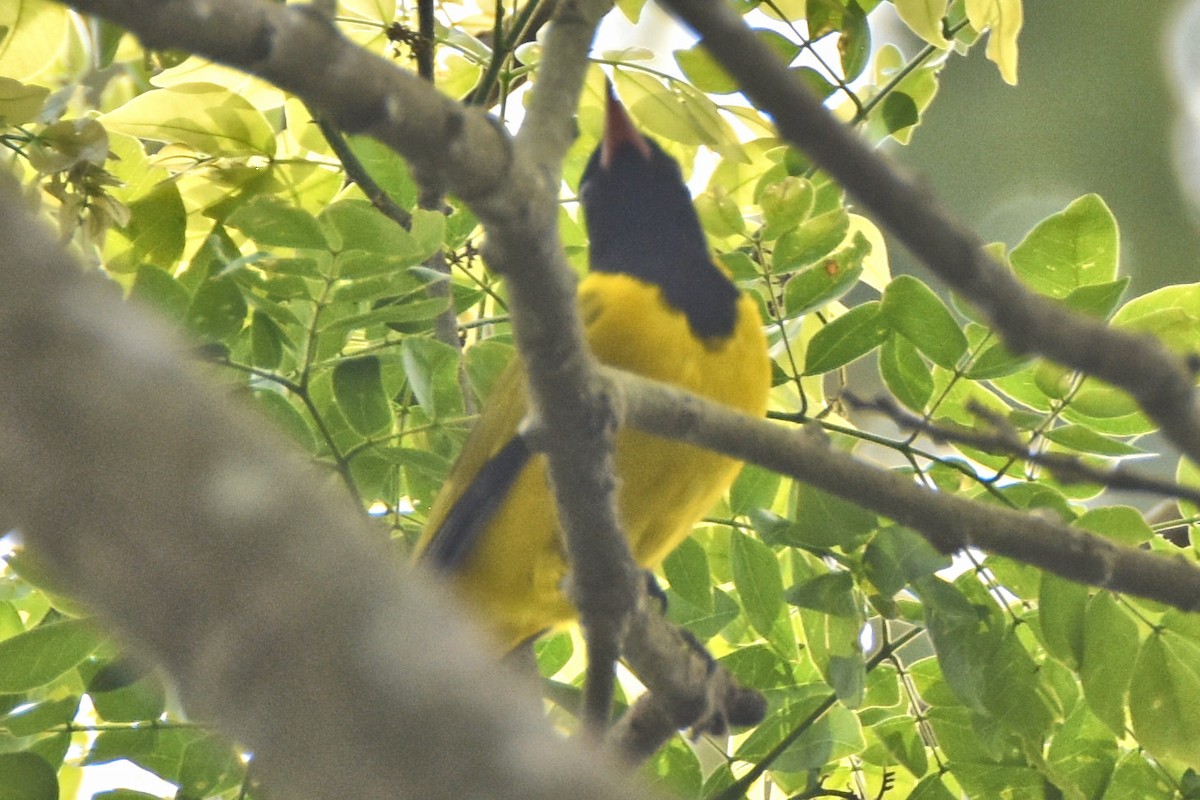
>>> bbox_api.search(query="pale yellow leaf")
[893,0,949,48]
[965,0,1023,85]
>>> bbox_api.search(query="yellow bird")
[418,88,771,650]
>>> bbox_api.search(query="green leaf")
[837,1,871,81]
[249,310,285,369]
[1103,751,1178,800]
[646,738,703,798]
[0,76,48,126]
[533,632,573,678]
[1112,283,1200,357]
[1130,631,1200,767]
[102,83,276,157]
[129,264,191,321]
[401,337,464,419]
[662,537,712,613]
[760,177,816,240]
[106,181,187,274]
[0,752,58,800]
[250,390,316,453]
[88,661,166,723]
[1045,702,1118,800]
[0,619,104,692]
[1009,194,1119,299]
[772,208,847,269]
[908,773,958,799]
[186,277,247,342]
[802,607,866,707]
[227,196,329,250]
[0,1,72,81]
[893,0,950,47]
[464,340,514,404]
[1038,573,1087,670]
[878,334,933,411]
[1081,591,1138,736]
[965,0,1021,85]
[613,70,732,148]
[781,233,866,317]
[319,297,449,335]
[736,688,864,771]
[730,531,783,639]
[177,732,241,797]
[332,356,392,436]
[346,135,418,211]
[666,586,740,640]
[873,716,929,778]
[674,43,737,94]
[880,92,919,136]
[880,276,967,368]
[785,484,877,550]
[965,339,1031,379]
[695,185,746,237]
[320,199,421,257]
[862,525,950,596]
[787,571,856,616]
[1,696,80,736]
[793,66,837,101]
[1074,506,1154,547]
[729,464,779,515]
[410,207,446,254]
[1060,277,1129,319]
[804,301,889,374]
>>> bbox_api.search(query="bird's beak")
[602,81,652,169]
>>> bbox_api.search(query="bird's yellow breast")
[419,272,770,649]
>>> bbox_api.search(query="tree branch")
[611,367,1200,613]
[842,392,1200,507]
[658,0,1200,468]
[59,0,637,726]
[0,177,660,800]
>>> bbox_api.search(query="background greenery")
[4,0,1200,798]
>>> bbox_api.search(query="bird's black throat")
[580,139,740,341]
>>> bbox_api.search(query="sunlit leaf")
[0,619,104,693]
[1010,194,1116,298]
[102,83,276,157]
[804,302,889,374]
[1130,631,1200,768]
[964,0,1023,84]
[894,0,950,48]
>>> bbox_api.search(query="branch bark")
[0,177,660,800]
[611,366,1200,613]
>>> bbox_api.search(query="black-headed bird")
[418,87,771,650]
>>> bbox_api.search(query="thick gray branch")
[0,178,660,800]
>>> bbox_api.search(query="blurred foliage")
[5,0,1200,799]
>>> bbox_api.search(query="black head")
[579,87,739,340]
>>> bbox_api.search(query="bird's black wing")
[420,436,532,571]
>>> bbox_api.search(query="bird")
[416,85,771,651]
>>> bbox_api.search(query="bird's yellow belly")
[451,275,770,649]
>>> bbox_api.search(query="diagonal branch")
[658,0,1200,468]
[611,367,1200,614]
